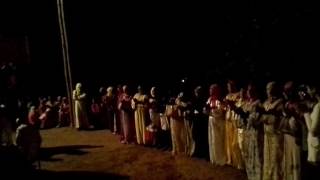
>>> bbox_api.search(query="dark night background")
[0,1,318,97]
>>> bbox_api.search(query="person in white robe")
[206,84,227,165]
[73,83,90,129]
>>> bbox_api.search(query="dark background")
[0,1,318,96]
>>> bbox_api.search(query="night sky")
[1,1,318,95]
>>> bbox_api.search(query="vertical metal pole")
[57,0,74,126]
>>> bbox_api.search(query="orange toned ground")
[38,127,247,180]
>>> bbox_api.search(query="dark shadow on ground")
[40,145,104,161]
[34,170,129,179]
[0,145,35,176]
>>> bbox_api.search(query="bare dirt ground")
[38,127,247,180]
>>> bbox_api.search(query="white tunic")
[304,102,320,163]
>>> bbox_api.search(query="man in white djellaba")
[73,83,91,130]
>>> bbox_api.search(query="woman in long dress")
[73,83,90,129]
[300,85,320,177]
[118,85,134,144]
[167,92,187,156]
[132,86,148,145]
[235,88,247,160]
[280,81,301,180]
[207,84,227,165]
[104,86,116,133]
[260,81,283,180]
[148,87,162,146]
[241,84,263,180]
[149,87,161,129]
[181,93,194,157]
[224,80,244,169]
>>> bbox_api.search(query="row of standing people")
[88,85,172,149]
[203,81,320,180]
[72,81,320,180]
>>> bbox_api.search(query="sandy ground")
[38,127,247,180]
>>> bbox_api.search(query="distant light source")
[181,77,187,83]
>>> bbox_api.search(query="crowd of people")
[1,61,320,179]
[1,61,42,174]
[70,80,319,180]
